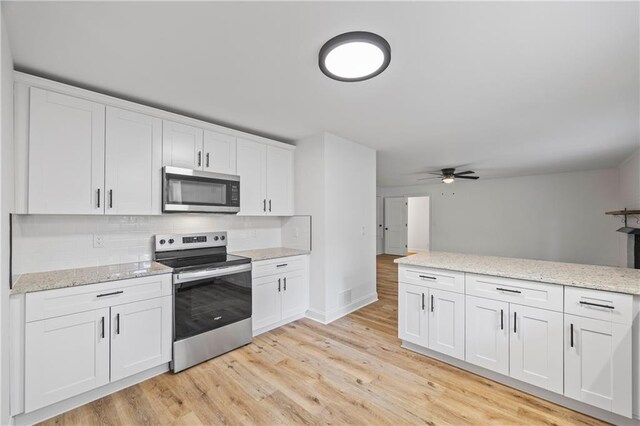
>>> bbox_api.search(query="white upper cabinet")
[105,107,162,215]
[162,120,204,170]
[28,88,105,214]
[266,146,294,215]
[237,138,268,215]
[203,130,237,174]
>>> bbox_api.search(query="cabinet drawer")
[253,255,307,278]
[564,287,633,325]
[26,274,172,322]
[398,265,464,294]
[465,274,563,312]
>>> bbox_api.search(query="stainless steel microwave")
[162,166,240,213]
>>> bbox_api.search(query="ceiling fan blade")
[454,171,475,176]
[455,175,479,180]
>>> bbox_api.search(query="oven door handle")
[174,263,252,284]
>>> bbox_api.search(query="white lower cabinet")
[564,314,632,417]
[398,283,428,347]
[510,304,563,394]
[24,308,110,412]
[251,255,309,335]
[465,295,510,375]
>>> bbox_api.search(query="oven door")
[173,263,251,342]
[163,166,240,213]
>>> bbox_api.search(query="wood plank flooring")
[42,255,604,425]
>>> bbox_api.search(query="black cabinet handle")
[284,277,287,291]
[500,309,504,330]
[101,316,105,338]
[430,295,434,312]
[419,275,436,280]
[109,189,113,209]
[579,301,614,309]
[197,151,202,167]
[116,313,120,335]
[263,199,266,212]
[496,287,521,294]
[97,188,101,208]
[269,199,272,212]
[513,312,517,333]
[278,278,281,292]
[96,290,123,298]
[421,293,425,311]
[206,152,210,168]
[570,323,574,347]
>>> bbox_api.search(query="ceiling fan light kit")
[417,167,480,184]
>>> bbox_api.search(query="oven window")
[174,270,251,341]
[167,177,228,206]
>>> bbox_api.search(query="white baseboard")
[11,364,169,426]
[402,342,639,425]
[305,292,378,325]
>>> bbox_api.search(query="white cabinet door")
[252,275,282,331]
[28,87,105,214]
[203,130,236,175]
[465,295,509,375]
[110,297,172,382]
[266,146,293,215]
[105,107,162,215]
[384,197,408,255]
[237,138,267,215]
[510,304,563,393]
[281,270,307,319]
[24,308,110,412]
[162,120,204,169]
[398,283,428,347]
[428,289,465,360]
[564,314,632,417]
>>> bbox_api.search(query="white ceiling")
[3,1,639,186]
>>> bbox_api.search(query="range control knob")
[220,235,226,241]
[168,239,175,244]
[159,239,166,245]
[213,236,219,241]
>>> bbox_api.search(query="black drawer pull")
[419,275,436,280]
[96,291,124,298]
[276,264,288,268]
[496,287,522,294]
[579,301,614,309]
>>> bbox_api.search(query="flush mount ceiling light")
[319,31,391,82]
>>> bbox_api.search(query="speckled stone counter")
[10,261,173,295]
[231,247,310,262]
[395,251,640,295]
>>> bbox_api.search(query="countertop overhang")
[395,252,640,295]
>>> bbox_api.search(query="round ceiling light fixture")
[319,31,391,82]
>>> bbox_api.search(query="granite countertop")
[231,247,311,262]
[395,251,640,295]
[10,261,173,295]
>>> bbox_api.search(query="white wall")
[618,149,640,267]
[295,132,377,323]
[407,196,429,252]
[12,215,286,275]
[0,12,13,425]
[379,168,621,266]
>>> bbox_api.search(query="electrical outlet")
[93,234,104,248]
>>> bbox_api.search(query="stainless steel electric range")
[154,232,252,373]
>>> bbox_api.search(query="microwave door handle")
[174,263,252,284]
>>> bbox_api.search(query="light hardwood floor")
[42,255,604,425]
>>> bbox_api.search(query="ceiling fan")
[417,168,480,184]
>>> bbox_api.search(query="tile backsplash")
[12,214,296,275]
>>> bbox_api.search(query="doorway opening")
[380,196,430,256]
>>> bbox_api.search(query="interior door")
[509,304,563,393]
[465,295,509,375]
[203,130,237,175]
[105,107,162,215]
[376,196,384,255]
[252,274,282,332]
[266,145,294,215]
[280,270,307,319]
[398,283,428,347]
[162,120,204,169]
[237,138,267,215]
[428,289,465,360]
[384,197,408,255]
[28,87,105,214]
[564,314,632,416]
[110,297,172,382]
[24,308,110,412]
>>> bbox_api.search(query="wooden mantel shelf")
[606,209,640,216]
